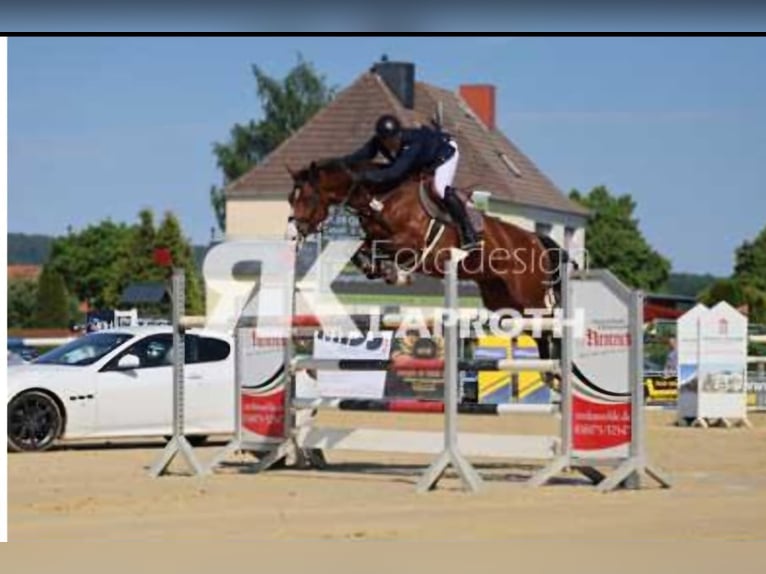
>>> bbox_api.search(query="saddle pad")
[418,180,485,234]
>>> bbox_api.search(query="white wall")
[226,197,291,239]
[487,200,588,269]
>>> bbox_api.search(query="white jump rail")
[154,238,671,494]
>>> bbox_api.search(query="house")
[8,264,42,282]
[8,263,91,314]
[225,59,588,265]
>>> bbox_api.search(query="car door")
[183,333,235,434]
[95,333,175,437]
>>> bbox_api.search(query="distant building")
[225,59,588,265]
[8,264,42,281]
[8,264,90,314]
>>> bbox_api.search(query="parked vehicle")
[8,350,28,366]
[7,337,39,362]
[7,326,235,452]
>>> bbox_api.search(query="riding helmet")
[375,114,402,139]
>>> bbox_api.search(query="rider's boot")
[442,186,482,251]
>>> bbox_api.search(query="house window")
[535,222,552,237]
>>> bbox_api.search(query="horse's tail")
[536,234,576,308]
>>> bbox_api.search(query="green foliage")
[697,225,766,324]
[7,232,53,264]
[733,225,766,292]
[45,211,203,316]
[34,266,70,328]
[155,212,204,316]
[8,279,39,329]
[105,209,163,305]
[665,272,720,298]
[699,278,746,307]
[210,54,336,232]
[47,220,133,309]
[700,279,766,326]
[249,56,336,152]
[569,186,671,291]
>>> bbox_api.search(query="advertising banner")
[313,331,393,398]
[571,273,633,460]
[677,302,748,423]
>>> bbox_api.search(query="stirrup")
[458,220,483,251]
[460,238,483,251]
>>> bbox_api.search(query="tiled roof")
[227,71,588,217]
[8,264,41,281]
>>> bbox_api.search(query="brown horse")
[288,160,568,368]
[288,158,566,300]
[287,159,570,363]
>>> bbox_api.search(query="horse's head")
[287,159,356,240]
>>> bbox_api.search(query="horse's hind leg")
[475,277,514,312]
[484,275,562,393]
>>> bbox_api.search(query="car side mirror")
[117,354,140,369]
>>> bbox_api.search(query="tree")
[700,279,766,325]
[733,225,766,293]
[104,209,161,305]
[727,225,766,324]
[210,54,336,232]
[155,212,204,315]
[34,266,70,328]
[47,211,202,314]
[570,186,671,292]
[47,220,133,309]
[665,272,720,298]
[8,279,39,329]
[699,278,746,308]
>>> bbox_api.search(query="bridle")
[290,162,392,238]
[335,163,394,234]
[288,168,323,239]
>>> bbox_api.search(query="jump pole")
[416,249,483,493]
[201,239,670,493]
[594,288,672,491]
[149,268,205,477]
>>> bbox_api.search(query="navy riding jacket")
[344,126,455,185]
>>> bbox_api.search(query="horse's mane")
[295,157,404,195]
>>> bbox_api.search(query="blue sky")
[8,36,766,276]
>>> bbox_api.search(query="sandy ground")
[7,410,766,547]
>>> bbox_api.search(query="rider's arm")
[361,140,422,184]
[343,138,379,165]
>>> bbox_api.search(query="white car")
[8,350,28,365]
[7,326,235,452]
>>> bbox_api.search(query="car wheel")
[7,391,63,452]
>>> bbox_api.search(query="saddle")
[418,178,485,235]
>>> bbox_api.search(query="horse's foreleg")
[350,243,380,279]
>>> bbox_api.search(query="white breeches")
[433,141,459,198]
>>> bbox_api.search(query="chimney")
[372,58,415,109]
[459,84,496,130]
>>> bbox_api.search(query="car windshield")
[35,332,135,366]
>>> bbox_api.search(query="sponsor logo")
[585,328,631,348]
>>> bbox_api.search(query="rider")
[342,114,481,250]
